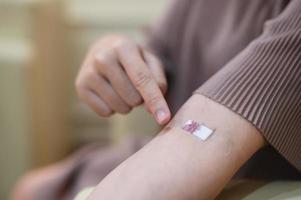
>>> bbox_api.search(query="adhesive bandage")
[182,120,214,141]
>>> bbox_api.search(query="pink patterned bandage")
[182,120,214,141]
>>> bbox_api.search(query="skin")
[76,35,170,125]
[86,95,265,200]
[76,35,265,199]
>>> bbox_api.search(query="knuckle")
[133,72,153,88]
[113,38,131,50]
[94,52,117,74]
[75,80,86,97]
[110,98,131,114]
[99,109,113,117]
[147,95,162,108]
[128,94,142,106]
[86,70,99,83]
[118,106,132,115]
[93,104,113,117]
[94,52,110,66]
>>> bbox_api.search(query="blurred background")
[0,0,166,198]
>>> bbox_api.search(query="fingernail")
[156,109,168,124]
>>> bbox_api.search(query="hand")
[75,35,171,124]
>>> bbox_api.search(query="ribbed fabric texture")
[195,0,301,170]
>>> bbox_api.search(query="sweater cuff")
[194,1,301,171]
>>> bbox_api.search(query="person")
[12,0,301,199]
[75,0,301,199]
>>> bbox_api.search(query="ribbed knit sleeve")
[195,0,301,171]
[145,0,192,76]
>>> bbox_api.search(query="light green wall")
[0,0,34,198]
[0,39,32,199]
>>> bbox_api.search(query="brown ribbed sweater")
[147,0,301,179]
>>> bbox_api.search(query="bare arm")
[87,94,265,200]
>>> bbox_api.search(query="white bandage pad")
[182,120,214,141]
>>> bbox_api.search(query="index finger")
[116,42,171,124]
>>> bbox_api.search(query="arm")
[86,0,301,198]
[87,94,265,200]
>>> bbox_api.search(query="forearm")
[87,94,265,200]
